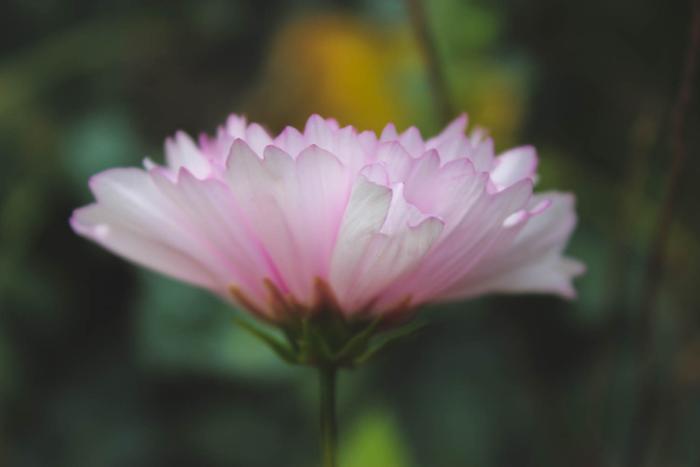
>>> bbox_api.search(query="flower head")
[72,114,583,325]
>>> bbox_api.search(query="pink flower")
[71,114,584,323]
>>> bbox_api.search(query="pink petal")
[399,126,425,157]
[226,140,351,303]
[380,123,399,141]
[440,192,584,300]
[72,113,584,320]
[150,169,276,308]
[426,113,468,148]
[376,142,414,183]
[388,179,533,304]
[403,153,477,221]
[295,145,353,277]
[469,135,496,173]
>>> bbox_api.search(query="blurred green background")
[1,0,699,466]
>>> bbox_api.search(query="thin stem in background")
[641,0,700,327]
[605,110,659,311]
[319,366,338,467]
[405,0,454,125]
[626,1,700,466]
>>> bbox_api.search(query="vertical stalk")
[405,0,454,125]
[640,0,700,336]
[319,366,338,467]
[625,2,700,466]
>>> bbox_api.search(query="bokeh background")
[1,0,699,466]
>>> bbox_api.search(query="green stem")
[405,0,454,125]
[319,366,338,467]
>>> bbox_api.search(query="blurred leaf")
[61,109,143,188]
[341,408,414,467]
[0,17,172,118]
[0,328,16,402]
[430,0,501,54]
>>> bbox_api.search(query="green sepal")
[353,321,428,366]
[231,315,298,364]
[333,315,383,364]
[233,311,427,369]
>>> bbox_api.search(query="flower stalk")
[319,366,338,467]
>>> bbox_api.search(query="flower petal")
[72,168,222,290]
[244,123,273,155]
[386,178,534,304]
[165,131,211,178]
[376,142,413,183]
[330,177,392,305]
[71,204,219,289]
[348,216,443,313]
[440,192,584,299]
[399,126,425,157]
[150,169,277,308]
[426,113,468,149]
[304,114,334,151]
[226,140,351,303]
[490,145,538,189]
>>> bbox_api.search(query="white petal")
[74,168,223,290]
[71,204,219,289]
[330,177,392,304]
[348,216,444,312]
[332,179,444,312]
[490,145,538,189]
[226,114,247,138]
[359,163,390,186]
[245,123,272,155]
[164,131,210,178]
[274,126,307,158]
[381,183,430,235]
[304,114,334,151]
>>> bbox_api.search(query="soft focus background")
[1,0,699,466]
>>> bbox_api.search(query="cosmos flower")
[71,114,583,325]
